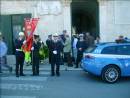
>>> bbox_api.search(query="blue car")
[81,42,130,83]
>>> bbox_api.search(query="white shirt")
[73,38,78,49]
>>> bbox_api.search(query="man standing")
[63,35,72,70]
[31,34,41,76]
[72,34,78,64]
[46,34,53,64]
[60,30,67,43]
[15,32,26,77]
[0,32,12,73]
[84,32,95,48]
[76,34,87,68]
[50,33,63,76]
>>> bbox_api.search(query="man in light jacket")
[63,35,72,70]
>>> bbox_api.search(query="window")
[101,46,117,54]
[85,46,97,53]
[117,45,130,55]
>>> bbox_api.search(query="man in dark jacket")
[46,34,53,64]
[31,34,41,76]
[60,30,67,43]
[50,33,63,76]
[84,32,95,48]
[15,32,26,77]
[76,34,87,68]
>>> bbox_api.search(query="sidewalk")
[6,55,82,71]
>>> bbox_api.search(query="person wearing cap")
[72,34,78,64]
[0,32,12,73]
[60,30,67,43]
[63,34,72,70]
[84,32,95,48]
[15,32,26,77]
[50,33,63,76]
[115,35,127,43]
[31,34,41,76]
[75,34,87,68]
[46,34,53,64]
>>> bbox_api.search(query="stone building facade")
[1,0,130,53]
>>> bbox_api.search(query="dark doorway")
[0,14,31,54]
[71,0,99,38]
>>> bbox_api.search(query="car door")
[117,45,130,76]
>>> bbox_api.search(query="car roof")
[96,42,130,47]
[94,42,130,53]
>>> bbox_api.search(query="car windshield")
[85,46,97,53]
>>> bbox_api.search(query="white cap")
[53,33,59,37]
[19,32,24,36]
[79,34,84,37]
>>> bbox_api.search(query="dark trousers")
[51,64,60,75]
[64,52,72,66]
[15,54,25,75]
[32,56,39,75]
[48,51,52,64]
[76,52,83,68]
[0,56,11,72]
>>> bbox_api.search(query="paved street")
[0,64,130,98]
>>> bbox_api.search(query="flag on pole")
[22,18,39,64]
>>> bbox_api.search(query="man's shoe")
[35,73,39,76]
[31,74,36,76]
[65,67,68,71]
[51,73,55,76]
[51,71,55,76]
[56,72,60,77]
[74,66,78,68]
[16,75,19,77]
[20,74,26,76]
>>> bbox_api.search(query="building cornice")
[61,0,72,6]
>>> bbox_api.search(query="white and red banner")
[23,18,39,52]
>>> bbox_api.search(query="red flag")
[23,18,39,52]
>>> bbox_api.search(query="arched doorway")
[71,0,99,38]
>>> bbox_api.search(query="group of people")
[15,32,41,77]
[72,32,95,68]
[46,30,96,76]
[2,29,129,78]
[115,35,130,43]
[0,30,97,77]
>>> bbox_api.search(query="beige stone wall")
[1,0,72,42]
[1,0,35,14]
[99,0,130,42]
[35,0,72,42]
[2,0,130,42]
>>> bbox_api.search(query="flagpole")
[32,6,36,68]
[32,24,34,70]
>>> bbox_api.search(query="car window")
[101,46,117,54]
[117,45,130,55]
[85,46,97,53]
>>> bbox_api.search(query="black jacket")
[50,41,63,65]
[32,41,41,58]
[76,40,87,54]
[46,39,53,50]
[15,39,25,57]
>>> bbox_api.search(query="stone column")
[62,0,72,36]
[98,0,108,42]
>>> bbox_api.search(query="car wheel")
[102,65,120,83]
